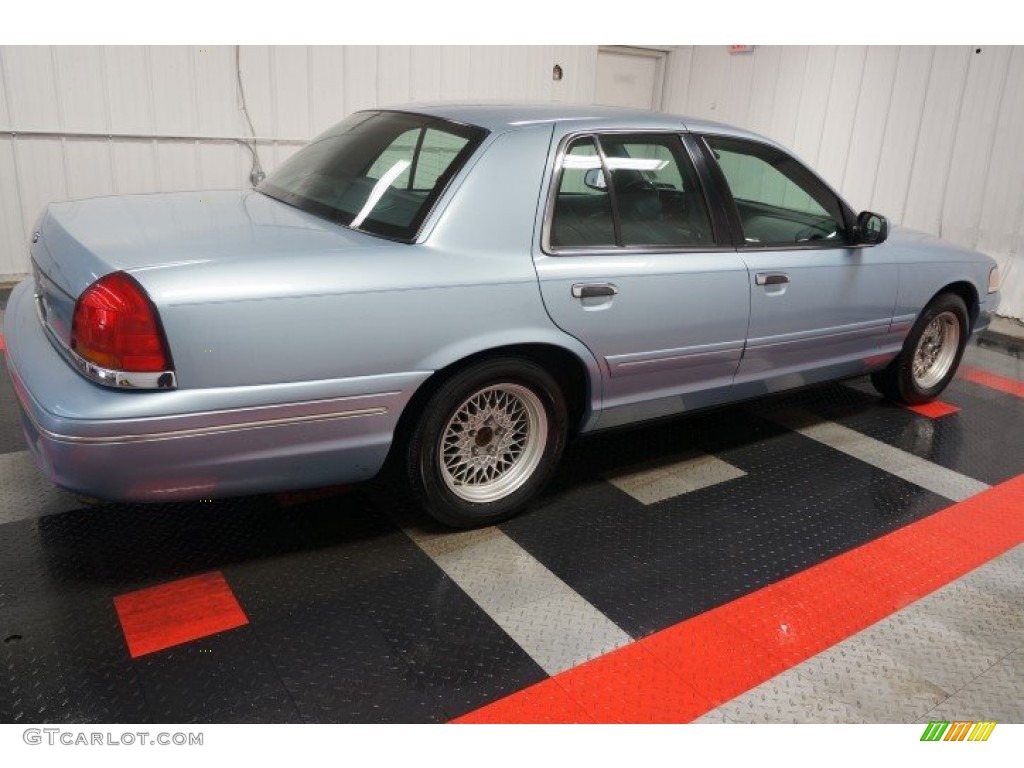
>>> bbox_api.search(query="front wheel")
[405,358,568,528]
[871,293,969,405]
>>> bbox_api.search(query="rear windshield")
[258,111,487,242]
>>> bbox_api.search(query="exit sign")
[729,45,755,53]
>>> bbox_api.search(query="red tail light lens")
[71,272,171,372]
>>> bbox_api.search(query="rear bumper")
[3,280,428,502]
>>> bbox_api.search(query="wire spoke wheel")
[871,293,968,405]
[911,310,960,389]
[438,383,548,503]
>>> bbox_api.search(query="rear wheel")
[871,293,969,404]
[405,358,568,528]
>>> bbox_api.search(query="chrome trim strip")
[21,402,390,445]
[35,294,177,390]
[889,313,918,336]
[546,244,740,257]
[741,242,875,252]
[746,319,891,351]
[607,340,745,378]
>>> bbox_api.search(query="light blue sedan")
[2,105,1002,526]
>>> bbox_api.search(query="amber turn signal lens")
[988,266,1001,294]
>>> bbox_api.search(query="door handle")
[572,283,619,299]
[755,272,790,286]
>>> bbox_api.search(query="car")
[3,104,1002,527]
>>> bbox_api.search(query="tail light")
[71,272,171,373]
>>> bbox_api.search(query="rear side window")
[550,137,616,248]
[601,134,714,247]
[549,133,714,250]
[260,111,486,242]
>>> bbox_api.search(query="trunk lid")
[30,189,388,345]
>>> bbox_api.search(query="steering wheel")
[614,173,656,195]
[299,173,344,203]
[794,223,835,243]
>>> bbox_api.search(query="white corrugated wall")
[1,45,1022,319]
[0,44,597,279]
[666,45,1024,320]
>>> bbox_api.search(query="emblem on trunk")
[32,231,40,243]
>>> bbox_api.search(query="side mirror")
[857,211,888,245]
[583,168,607,191]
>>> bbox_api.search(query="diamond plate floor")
[703,544,1024,724]
[1,325,1022,723]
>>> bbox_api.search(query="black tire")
[405,357,568,528]
[871,293,969,405]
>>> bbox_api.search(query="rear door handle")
[755,272,790,286]
[572,283,619,299]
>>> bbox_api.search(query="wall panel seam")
[935,47,973,240]
[838,46,869,191]
[0,47,28,257]
[866,46,903,212]
[970,48,1013,251]
[899,45,936,224]
[813,46,839,167]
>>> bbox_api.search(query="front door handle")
[572,282,619,299]
[755,272,790,286]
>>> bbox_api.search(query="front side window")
[549,133,714,250]
[259,111,486,241]
[705,136,848,246]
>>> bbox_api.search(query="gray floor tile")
[926,650,1024,723]
[953,548,1024,610]
[607,451,746,505]
[715,666,871,723]
[854,611,1004,697]
[415,529,561,612]
[401,524,631,676]
[909,579,1024,659]
[691,708,732,723]
[490,590,632,675]
[715,548,1024,724]
[790,638,950,722]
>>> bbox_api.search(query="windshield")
[258,111,487,241]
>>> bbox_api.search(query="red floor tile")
[712,581,845,669]
[904,400,960,418]
[830,527,964,612]
[456,472,1024,723]
[452,677,595,724]
[113,571,249,658]
[960,366,1024,399]
[641,610,783,707]
[910,473,1024,559]
[555,644,714,724]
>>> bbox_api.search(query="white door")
[595,49,664,110]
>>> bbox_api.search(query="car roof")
[386,102,768,142]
